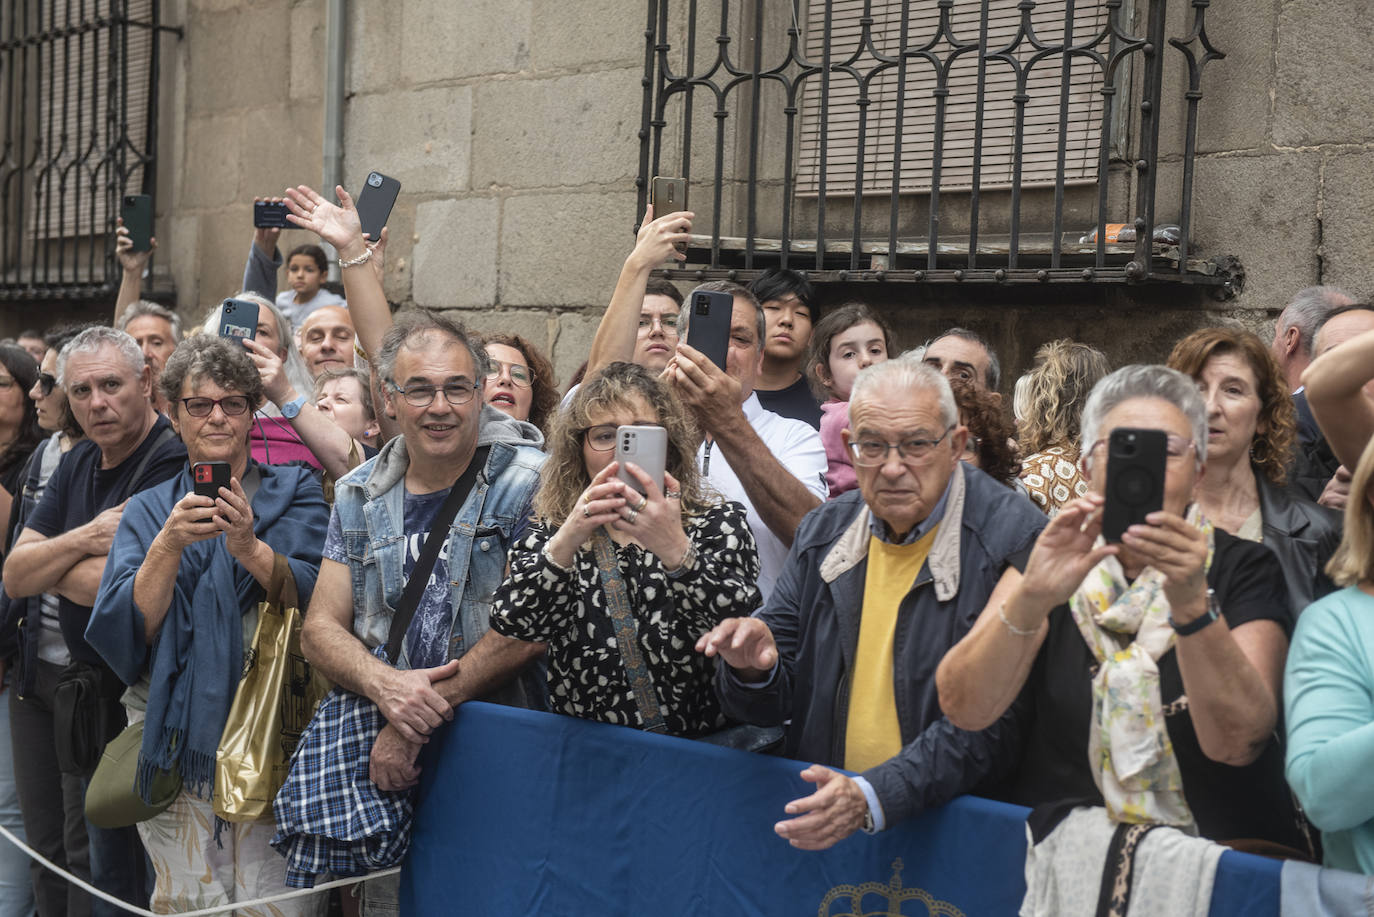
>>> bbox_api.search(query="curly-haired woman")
[1016,340,1110,515]
[489,362,760,737]
[1168,327,1341,618]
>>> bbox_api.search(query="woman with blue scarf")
[88,335,328,916]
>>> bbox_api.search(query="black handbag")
[53,661,126,777]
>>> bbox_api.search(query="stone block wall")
[107,0,1374,391]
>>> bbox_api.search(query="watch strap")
[281,394,308,418]
[1169,587,1220,636]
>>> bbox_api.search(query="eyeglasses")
[849,425,956,466]
[180,396,251,417]
[37,373,56,397]
[581,424,619,452]
[637,315,679,332]
[485,360,534,388]
[1084,434,1197,466]
[392,381,478,407]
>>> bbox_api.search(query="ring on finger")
[583,506,591,519]
[626,507,638,524]
[635,495,648,512]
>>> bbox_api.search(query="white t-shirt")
[698,393,828,602]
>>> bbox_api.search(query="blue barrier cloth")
[403,702,1284,916]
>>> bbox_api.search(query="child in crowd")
[804,303,894,497]
[277,244,345,329]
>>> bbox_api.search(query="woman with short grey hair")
[938,364,1308,850]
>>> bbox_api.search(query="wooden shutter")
[797,0,1111,195]
[27,0,152,239]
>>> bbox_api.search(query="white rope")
[0,822,398,917]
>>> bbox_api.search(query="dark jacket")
[716,463,1046,828]
[1255,464,1341,620]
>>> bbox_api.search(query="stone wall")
[56,0,1374,391]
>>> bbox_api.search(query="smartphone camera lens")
[695,295,710,315]
[367,172,383,187]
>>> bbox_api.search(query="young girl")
[276,244,346,329]
[804,303,894,496]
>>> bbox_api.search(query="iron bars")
[637,0,1232,289]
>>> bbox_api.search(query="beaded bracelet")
[338,247,372,269]
[998,601,1039,637]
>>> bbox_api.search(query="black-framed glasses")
[581,424,619,452]
[179,396,251,417]
[485,360,534,388]
[848,425,956,466]
[392,381,477,407]
[37,373,56,397]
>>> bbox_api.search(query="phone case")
[615,426,668,496]
[684,289,733,372]
[355,171,402,242]
[1101,428,1167,543]
[218,299,260,342]
[120,194,153,252]
[253,200,290,228]
[192,461,232,499]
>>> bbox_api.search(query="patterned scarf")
[1068,505,1215,829]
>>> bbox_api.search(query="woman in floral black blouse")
[490,362,760,737]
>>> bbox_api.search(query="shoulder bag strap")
[384,446,489,664]
[589,530,667,734]
[119,426,177,504]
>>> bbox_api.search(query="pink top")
[250,415,323,469]
[820,399,856,497]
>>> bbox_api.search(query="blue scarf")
[87,461,328,802]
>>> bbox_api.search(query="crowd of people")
[0,186,1367,916]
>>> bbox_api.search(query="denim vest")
[330,430,544,677]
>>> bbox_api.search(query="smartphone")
[615,425,668,496]
[355,171,401,242]
[650,176,688,254]
[253,200,290,228]
[218,298,260,342]
[1101,427,1167,543]
[120,194,153,252]
[192,461,232,522]
[683,288,733,372]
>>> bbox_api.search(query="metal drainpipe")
[322,0,347,281]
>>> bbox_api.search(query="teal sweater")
[1285,585,1374,874]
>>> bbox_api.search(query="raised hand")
[1017,493,1117,610]
[612,465,689,566]
[284,184,367,259]
[627,203,693,270]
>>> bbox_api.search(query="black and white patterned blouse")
[490,500,761,737]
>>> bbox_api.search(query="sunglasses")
[37,373,57,397]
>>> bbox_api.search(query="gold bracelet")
[998,601,1039,637]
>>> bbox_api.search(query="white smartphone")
[615,425,668,496]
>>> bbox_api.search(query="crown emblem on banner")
[818,858,966,917]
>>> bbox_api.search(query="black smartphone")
[192,461,232,522]
[218,298,260,342]
[253,200,290,228]
[683,288,733,372]
[120,194,153,252]
[1101,427,1167,543]
[650,176,688,254]
[355,171,401,242]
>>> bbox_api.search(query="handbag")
[85,720,182,828]
[214,553,330,822]
[52,661,125,777]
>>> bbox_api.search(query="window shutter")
[797,0,1111,195]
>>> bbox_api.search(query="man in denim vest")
[302,311,545,915]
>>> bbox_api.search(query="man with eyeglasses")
[697,356,1044,850]
[299,311,545,915]
[3,326,185,915]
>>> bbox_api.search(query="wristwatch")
[280,394,308,419]
[1169,587,1220,636]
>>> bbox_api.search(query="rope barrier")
[0,823,398,917]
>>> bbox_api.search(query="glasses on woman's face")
[179,396,251,417]
[485,360,534,388]
[581,424,619,452]
[36,373,56,397]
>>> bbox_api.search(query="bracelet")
[663,541,697,578]
[1169,588,1220,636]
[541,544,574,573]
[998,601,1039,637]
[338,247,372,269]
